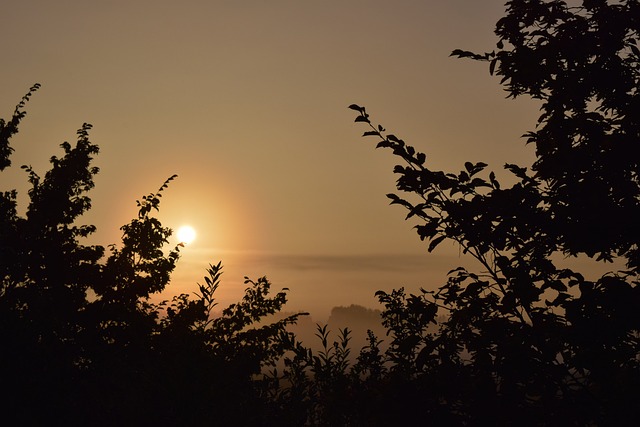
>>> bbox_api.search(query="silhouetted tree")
[0,86,304,426]
[348,0,639,424]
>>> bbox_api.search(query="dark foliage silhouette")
[2,1,639,426]
[343,0,639,424]
[262,2,638,424]
[0,85,304,426]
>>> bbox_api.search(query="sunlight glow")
[176,225,197,245]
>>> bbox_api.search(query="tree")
[0,86,304,425]
[1,84,108,423]
[348,0,639,424]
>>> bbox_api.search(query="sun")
[176,225,197,245]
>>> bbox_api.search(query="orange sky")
[2,1,592,319]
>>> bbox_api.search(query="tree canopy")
[0,85,304,425]
[344,0,639,424]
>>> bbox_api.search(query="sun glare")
[176,225,197,245]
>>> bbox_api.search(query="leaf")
[461,280,483,298]
[464,161,474,173]
[447,266,467,275]
[354,115,369,123]
[348,104,362,111]
[489,171,500,189]
[450,49,475,58]
[450,49,490,61]
[428,235,446,252]
[416,222,439,240]
[406,203,426,220]
[470,177,490,188]
[504,163,528,179]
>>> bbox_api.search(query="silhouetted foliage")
[0,86,304,426]
[344,0,639,424]
[3,1,639,425]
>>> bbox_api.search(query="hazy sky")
[2,1,552,318]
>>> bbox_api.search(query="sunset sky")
[2,0,592,319]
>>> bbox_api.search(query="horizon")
[1,0,616,318]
